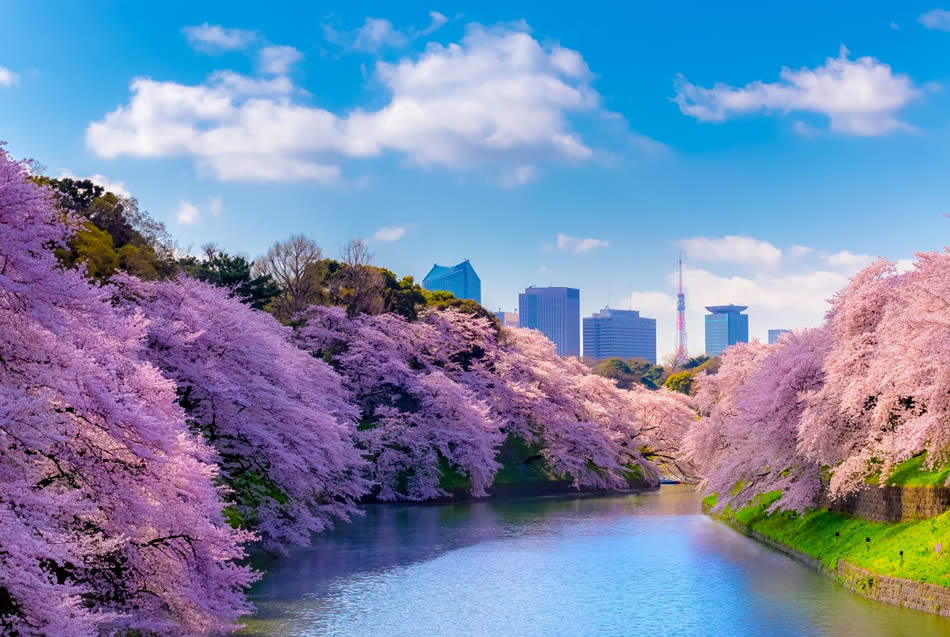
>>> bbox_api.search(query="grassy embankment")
[705,454,950,587]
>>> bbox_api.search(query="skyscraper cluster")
[421,258,790,362]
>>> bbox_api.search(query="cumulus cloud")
[919,9,950,30]
[557,233,609,254]
[678,235,782,268]
[674,46,922,136]
[0,65,18,87]
[825,249,875,271]
[325,11,449,52]
[789,245,814,258]
[182,23,257,53]
[57,170,130,198]
[632,237,910,360]
[176,199,200,224]
[87,23,601,183]
[373,225,406,241]
[258,45,303,75]
[630,265,850,361]
[353,18,409,51]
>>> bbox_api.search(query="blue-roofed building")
[421,259,481,303]
[704,305,749,356]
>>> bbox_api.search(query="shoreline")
[704,499,950,619]
[359,480,662,506]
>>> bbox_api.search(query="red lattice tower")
[674,254,688,367]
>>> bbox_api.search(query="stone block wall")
[824,486,950,523]
[837,560,950,617]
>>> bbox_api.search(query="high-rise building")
[519,286,580,357]
[705,305,749,356]
[421,259,481,303]
[494,310,519,328]
[768,328,791,345]
[583,308,657,363]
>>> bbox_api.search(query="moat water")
[241,485,950,636]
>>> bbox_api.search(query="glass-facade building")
[494,311,519,327]
[422,259,481,303]
[704,305,749,356]
[768,328,791,345]
[583,308,657,363]
[518,286,580,357]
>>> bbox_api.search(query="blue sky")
[3,1,950,358]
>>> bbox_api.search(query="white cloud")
[176,199,200,224]
[890,21,901,31]
[825,249,875,271]
[674,46,922,136]
[792,120,820,138]
[557,233,609,254]
[209,196,223,216]
[421,11,449,35]
[325,12,449,53]
[182,23,256,53]
[895,258,916,273]
[636,240,914,360]
[354,18,409,52]
[258,45,303,75]
[678,235,782,268]
[633,265,850,361]
[0,65,18,87]
[501,164,537,188]
[373,225,406,241]
[919,9,950,30]
[789,244,814,258]
[57,170,130,198]
[87,23,601,183]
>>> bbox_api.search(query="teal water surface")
[242,486,950,636]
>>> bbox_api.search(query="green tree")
[44,178,177,280]
[664,370,694,394]
[179,245,280,310]
[55,220,120,279]
[588,357,665,390]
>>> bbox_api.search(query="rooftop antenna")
[674,252,688,368]
[607,280,611,309]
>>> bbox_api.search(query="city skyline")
[2,3,942,361]
[519,286,581,357]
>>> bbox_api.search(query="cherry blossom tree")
[297,306,696,499]
[801,252,950,498]
[798,259,905,498]
[296,306,503,500]
[118,275,369,549]
[684,341,773,509]
[0,147,254,636]
[686,332,829,512]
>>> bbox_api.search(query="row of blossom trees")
[685,255,950,512]
[1,148,695,636]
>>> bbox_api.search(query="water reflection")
[241,486,950,636]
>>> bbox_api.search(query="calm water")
[241,486,950,636]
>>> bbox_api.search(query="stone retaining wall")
[711,509,950,619]
[837,560,950,617]
[823,486,950,523]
